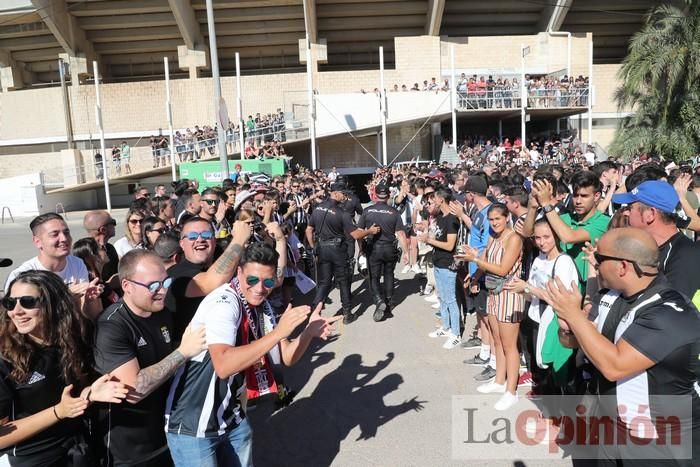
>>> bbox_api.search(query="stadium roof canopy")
[0,0,679,85]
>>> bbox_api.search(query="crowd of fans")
[2,137,700,465]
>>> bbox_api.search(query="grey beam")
[538,0,574,32]
[425,0,445,36]
[69,0,171,17]
[302,0,317,43]
[168,0,207,50]
[30,0,96,61]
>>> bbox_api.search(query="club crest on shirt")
[161,326,171,344]
[27,371,45,385]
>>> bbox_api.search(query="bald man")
[83,210,120,285]
[546,228,700,466]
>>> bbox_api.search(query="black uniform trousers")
[313,241,352,311]
[367,243,398,306]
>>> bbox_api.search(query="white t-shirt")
[5,255,89,290]
[113,236,142,258]
[527,252,579,323]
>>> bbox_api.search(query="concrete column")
[58,53,87,86]
[0,65,24,92]
[61,149,85,185]
[178,45,208,80]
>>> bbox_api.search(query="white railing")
[41,119,309,188]
[456,88,590,110]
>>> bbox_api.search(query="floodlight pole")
[588,40,593,145]
[205,0,229,179]
[521,44,528,147]
[450,44,457,149]
[93,61,111,212]
[305,37,317,170]
[164,57,177,181]
[236,52,245,158]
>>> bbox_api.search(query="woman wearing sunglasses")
[0,270,129,466]
[141,216,167,251]
[113,207,148,258]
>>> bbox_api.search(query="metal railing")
[456,88,590,110]
[40,119,309,187]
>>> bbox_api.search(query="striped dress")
[485,230,525,323]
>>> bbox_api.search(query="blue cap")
[612,180,679,213]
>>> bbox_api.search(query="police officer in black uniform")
[336,175,363,276]
[306,182,379,324]
[359,184,409,322]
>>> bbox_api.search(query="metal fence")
[456,87,590,110]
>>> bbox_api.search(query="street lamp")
[521,44,530,148]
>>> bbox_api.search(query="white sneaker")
[400,265,411,274]
[494,392,519,411]
[428,328,449,338]
[476,382,506,394]
[424,294,439,303]
[411,264,422,274]
[442,335,461,349]
[423,285,434,295]
[431,302,440,309]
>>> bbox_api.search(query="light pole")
[521,44,530,147]
[205,0,229,180]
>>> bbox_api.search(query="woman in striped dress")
[460,203,524,411]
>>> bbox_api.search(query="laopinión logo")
[451,395,693,461]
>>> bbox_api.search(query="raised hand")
[582,241,598,269]
[304,303,342,340]
[276,304,313,340]
[178,325,207,359]
[544,277,583,323]
[55,385,89,420]
[265,222,284,241]
[674,173,692,196]
[231,220,252,244]
[89,374,129,404]
[83,277,104,302]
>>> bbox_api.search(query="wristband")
[53,405,63,421]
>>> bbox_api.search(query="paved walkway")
[0,211,573,466]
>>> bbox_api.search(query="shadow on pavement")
[249,351,425,466]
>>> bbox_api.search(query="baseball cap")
[233,190,255,211]
[375,184,390,198]
[464,176,488,196]
[329,182,345,192]
[612,180,679,213]
[0,258,12,268]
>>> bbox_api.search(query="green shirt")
[560,210,610,286]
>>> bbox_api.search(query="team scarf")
[231,278,278,400]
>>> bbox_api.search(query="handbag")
[484,273,511,294]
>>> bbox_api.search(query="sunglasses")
[125,277,173,293]
[2,295,40,310]
[203,199,219,206]
[183,231,214,241]
[148,228,167,234]
[291,185,299,188]
[246,275,276,289]
[129,218,143,225]
[593,252,658,277]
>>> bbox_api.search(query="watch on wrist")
[524,286,531,294]
[543,204,555,214]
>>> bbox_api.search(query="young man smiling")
[165,242,340,466]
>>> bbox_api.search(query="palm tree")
[610,1,700,161]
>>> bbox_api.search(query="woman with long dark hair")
[140,216,167,250]
[0,270,128,466]
[73,238,120,311]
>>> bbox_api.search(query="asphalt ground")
[0,211,573,467]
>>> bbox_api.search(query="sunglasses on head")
[203,199,219,206]
[246,275,276,289]
[183,231,214,241]
[126,277,173,293]
[2,295,40,310]
[129,218,143,225]
[593,252,658,277]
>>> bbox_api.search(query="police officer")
[306,182,379,324]
[336,175,363,276]
[359,184,409,322]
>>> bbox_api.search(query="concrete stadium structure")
[0,0,678,213]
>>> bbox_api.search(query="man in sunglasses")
[94,249,207,466]
[547,228,700,464]
[613,180,700,303]
[198,188,227,235]
[165,216,252,341]
[165,242,340,466]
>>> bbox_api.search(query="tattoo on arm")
[134,350,185,399]
[214,243,243,275]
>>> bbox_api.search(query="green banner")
[178,159,286,188]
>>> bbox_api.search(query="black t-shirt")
[102,243,120,284]
[339,192,362,220]
[658,231,700,300]
[308,199,357,241]
[432,213,460,269]
[0,347,82,466]
[94,301,175,466]
[165,259,205,342]
[358,202,404,246]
